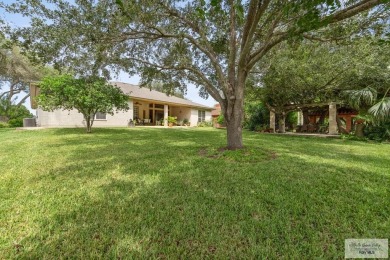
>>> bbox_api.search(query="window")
[198,110,206,122]
[95,112,106,120]
[133,106,139,119]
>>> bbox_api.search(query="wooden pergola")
[269,102,339,134]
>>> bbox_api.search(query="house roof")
[111,82,213,110]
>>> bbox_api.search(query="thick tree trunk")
[223,100,244,150]
[355,124,365,137]
[223,80,244,150]
[278,112,286,133]
[225,110,243,150]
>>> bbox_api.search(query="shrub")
[8,118,24,127]
[197,121,213,127]
[364,121,390,142]
[244,102,269,131]
[340,132,367,141]
[167,116,177,124]
[0,122,9,128]
[0,103,33,127]
[216,114,224,125]
[254,124,268,132]
[286,111,298,130]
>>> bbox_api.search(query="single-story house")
[29,82,213,127]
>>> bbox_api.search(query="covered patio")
[131,98,195,126]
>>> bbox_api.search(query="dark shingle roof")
[111,82,213,110]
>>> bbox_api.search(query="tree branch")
[130,57,223,103]
[16,93,30,106]
[157,3,229,91]
[247,0,384,70]
[228,0,237,86]
[239,0,271,67]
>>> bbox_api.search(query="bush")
[244,102,269,131]
[254,124,268,132]
[286,111,298,130]
[216,114,224,125]
[197,121,213,127]
[8,118,24,127]
[341,132,367,141]
[0,103,33,127]
[0,122,9,128]
[167,116,177,124]
[364,121,390,142]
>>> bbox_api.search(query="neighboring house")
[29,82,213,127]
[211,103,224,127]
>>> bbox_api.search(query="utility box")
[23,118,36,127]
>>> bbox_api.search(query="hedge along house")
[29,82,213,127]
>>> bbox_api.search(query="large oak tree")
[257,37,388,128]
[3,0,388,148]
[0,36,44,106]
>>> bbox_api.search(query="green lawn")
[0,127,389,258]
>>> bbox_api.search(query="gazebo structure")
[269,102,358,134]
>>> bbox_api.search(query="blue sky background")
[0,1,216,113]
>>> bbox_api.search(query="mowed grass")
[0,127,389,259]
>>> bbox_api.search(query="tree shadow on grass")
[245,132,390,172]
[3,128,389,258]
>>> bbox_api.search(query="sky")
[0,1,217,113]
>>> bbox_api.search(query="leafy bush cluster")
[197,121,213,127]
[244,102,269,131]
[8,118,24,127]
[286,112,298,129]
[167,116,177,124]
[216,114,224,125]
[364,121,390,142]
[340,133,367,141]
[0,122,9,128]
[341,120,390,142]
[0,101,33,127]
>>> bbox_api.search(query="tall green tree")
[0,98,32,127]
[0,37,45,106]
[37,75,130,133]
[4,0,388,148]
[149,81,185,99]
[255,37,389,132]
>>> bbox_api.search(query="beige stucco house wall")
[31,82,213,128]
[36,101,134,127]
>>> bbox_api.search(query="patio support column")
[269,111,275,133]
[329,102,337,135]
[164,104,168,127]
[297,110,303,125]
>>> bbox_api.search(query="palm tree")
[345,87,390,137]
[347,87,390,121]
